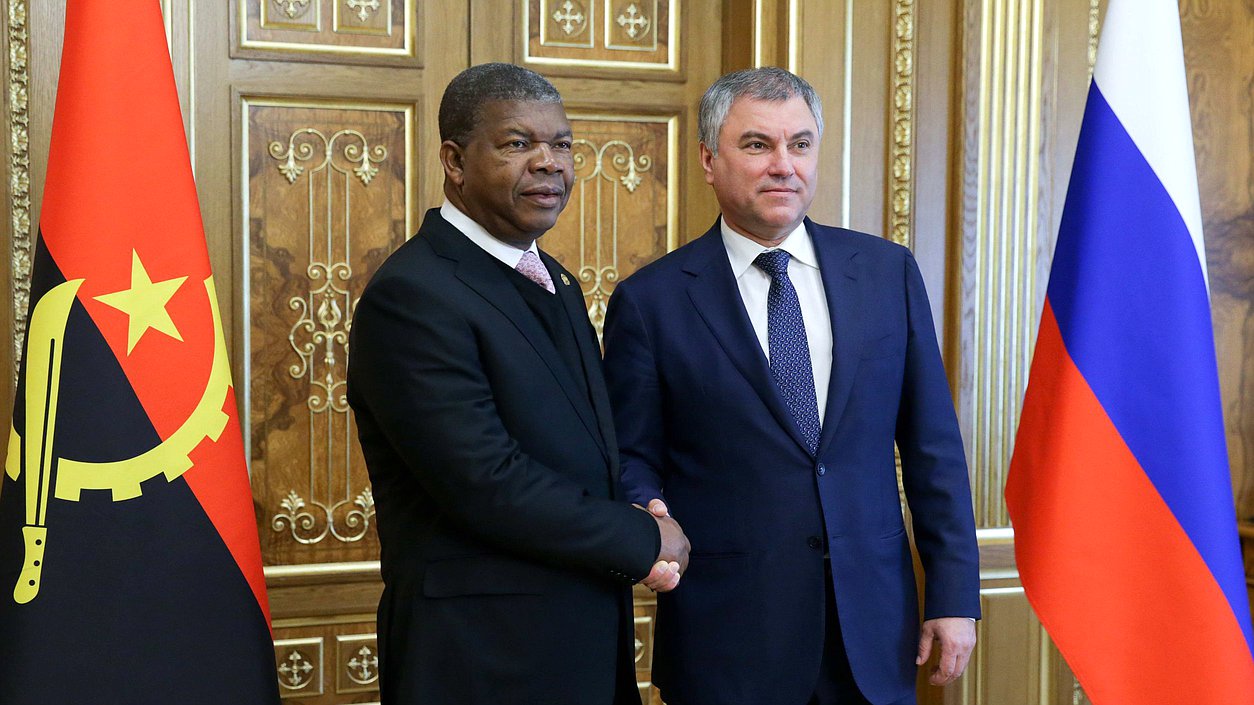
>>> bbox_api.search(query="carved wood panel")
[243,98,413,567]
[541,113,676,338]
[239,0,416,62]
[525,0,676,71]
[274,621,380,703]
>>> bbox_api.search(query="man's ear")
[439,140,466,187]
[699,142,716,185]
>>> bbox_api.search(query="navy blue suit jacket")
[602,219,980,705]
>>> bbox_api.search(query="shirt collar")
[720,218,817,278]
[440,199,539,269]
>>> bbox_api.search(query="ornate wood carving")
[541,114,676,340]
[525,0,676,71]
[243,99,411,567]
[240,0,416,62]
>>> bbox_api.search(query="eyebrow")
[738,129,815,142]
[501,127,574,141]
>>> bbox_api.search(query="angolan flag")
[0,1,278,702]
[1006,1,1254,702]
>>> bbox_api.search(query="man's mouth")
[522,186,565,206]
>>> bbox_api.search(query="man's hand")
[635,500,689,592]
[640,560,682,592]
[916,617,976,686]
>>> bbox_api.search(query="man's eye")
[794,140,811,150]
[746,141,767,150]
[510,140,528,149]
[554,141,573,150]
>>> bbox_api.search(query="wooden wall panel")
[237,0,417,62]
[273,621,380,702]
[542,113,675,336]
[244,100,412,567]
[525,0,676,71]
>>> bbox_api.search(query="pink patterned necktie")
[516,250,556,294]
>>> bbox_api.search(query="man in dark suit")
[347,63,689,705]
[603,68,980,705]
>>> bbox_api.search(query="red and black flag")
[0,2,278,703]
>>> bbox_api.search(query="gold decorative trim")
[272,613,378,629]
[241,0,416,58]
[336,634,380,693]
[605,0,658,52]
[253,118,395,546]
[335,0,392,36]
[541,0,595,48]
[239,95,415,476]
[970,0,1044,529]
[787,0,798,72]
[262,0,321,32]
[275,637,324,697]
[570,136,652,336]
[566,113,678,341]
[264,559,381,580]
[839,0,853,227]
[523,0,678,71]
[344,0,382,24]
[887,0,915,248]
[9,0,30,380]
[1087,0,1100,75]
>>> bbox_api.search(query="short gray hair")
[439,63,563,146]
[698,67,823,155]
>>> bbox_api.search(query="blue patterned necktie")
[753,249,821,455]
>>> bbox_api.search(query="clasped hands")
[635,499,689,592]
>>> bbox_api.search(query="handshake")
[636,499,690,593]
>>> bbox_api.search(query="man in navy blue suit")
[602,68,980,705]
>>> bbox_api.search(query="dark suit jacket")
[348,209,659,705]
[602,219,980,705]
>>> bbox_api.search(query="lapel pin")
[560,273,571,286]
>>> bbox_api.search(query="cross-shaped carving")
[278,650,315,688]
[347,645,380,683]
[616,3,650,39]
[346,0,381,23]
[273,0,311,20]
[552,0,586,35]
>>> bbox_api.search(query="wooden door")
[6,2,1249,705]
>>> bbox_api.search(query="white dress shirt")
[721,219,833,423]
[440,199,540,267]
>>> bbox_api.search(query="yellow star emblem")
[94,250,188,354]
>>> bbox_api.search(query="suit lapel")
[423,213,607,456]
[811,220,864,457]
[546,251,617,466]
[684,223,813,457]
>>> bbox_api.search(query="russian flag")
[1005,1,1254,702]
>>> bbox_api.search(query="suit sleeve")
[896,252,982,620]
[350,273,660,581]
[602,282,667,507]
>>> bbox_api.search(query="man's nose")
[766,146,794,177]
[532,143,561,172]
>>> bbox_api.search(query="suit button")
[807,536,823,550]
[816,463,827,476]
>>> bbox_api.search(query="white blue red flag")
[1005,1,1254,702]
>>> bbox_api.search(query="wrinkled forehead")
[723,96,819,137]
[471,99,571,139]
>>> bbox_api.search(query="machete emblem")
[4,276,232,604]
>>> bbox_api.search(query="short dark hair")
[438,63,563,146]
[698,67,823,155]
